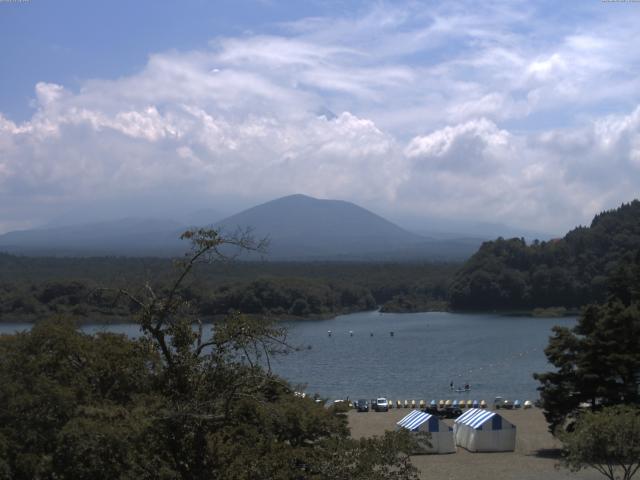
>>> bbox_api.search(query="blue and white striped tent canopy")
[454,408,516,451]
[397,410,450,433]
[397,410,456,453]
[397,410,432,431]
[455,408,501,430]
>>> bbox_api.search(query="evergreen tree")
[534,252,640,433]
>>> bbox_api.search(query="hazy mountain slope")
[394,215,554,242]
[0,218,186,256]
[215,194,431,259]
[0,195,480,260]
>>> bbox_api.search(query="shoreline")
[348,407,601,480]
[0,306,581,325]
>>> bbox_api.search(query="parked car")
[375,397,389,412]
[494,396,513,409]
[356,399,369,412]
[424,405,439,415]
[502,399,514,409]
[443,407,463,419]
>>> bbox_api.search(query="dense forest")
[449,200,640,311]
[0,255,456,322]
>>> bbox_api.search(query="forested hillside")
[0,256,456,322]
[449,200,640,310]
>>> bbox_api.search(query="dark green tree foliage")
[534,252,640,433]
[450,200,640,310]
[200,278,376,317]
[0,229,419,480]
[0,254,456,322]
[560,405,640,480]
[0,319,158,479]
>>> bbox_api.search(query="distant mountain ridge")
[0,194,481,260]
[216,194,430,259]
[0,218,186,257]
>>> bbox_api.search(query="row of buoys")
[328,330,395,337]
[391,399,418,409]
[359,399,533,409]
[495,399,534,409]
[363,399,488,409]
[344,397,534,410]
[436,399,487,409]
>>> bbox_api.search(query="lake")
[0,311,575,403]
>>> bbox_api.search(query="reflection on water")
[0,311,575,402]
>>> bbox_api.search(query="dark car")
[442,407,463,419]
[424,405,439,416]
[356,399,369,412]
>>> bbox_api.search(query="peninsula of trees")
[449,200,640,311]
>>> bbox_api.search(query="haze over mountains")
[0,218,186,257]
[0,194,542,260]
[214,194,480,260]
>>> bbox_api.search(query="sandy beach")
[348,407,603,480]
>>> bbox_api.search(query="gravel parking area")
[348,407,603,480]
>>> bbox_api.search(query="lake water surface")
[0,311,575,403]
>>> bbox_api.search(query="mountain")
[215,194,478,260]
[216,194,422,257]
[449,200,640,310]
[390,214,555,242]
[0,195,481,260]
[0,218,186,256]
[183,208,223,227]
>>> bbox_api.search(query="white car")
[375,397,389,412]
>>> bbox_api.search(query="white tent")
[453,408,516,452]
[396,410,456,454]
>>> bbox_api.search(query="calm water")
[0,311,575,403]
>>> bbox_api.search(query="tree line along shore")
[1,200,639,323]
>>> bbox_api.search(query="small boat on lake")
[452,382,471,393]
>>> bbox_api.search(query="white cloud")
[1,1,640,234]
[404,118,511,163]
[400,109,640,231]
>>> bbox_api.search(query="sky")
[1,0,639,235]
